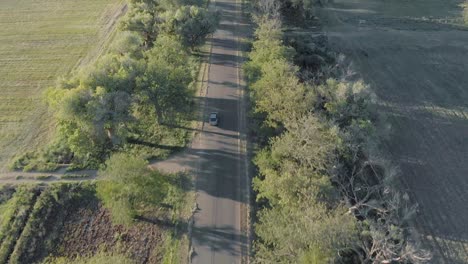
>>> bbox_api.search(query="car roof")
[210,112,218,116]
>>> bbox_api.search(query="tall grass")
[0,185,38,263]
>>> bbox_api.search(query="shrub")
[9,138,72,172]
[35,175,54,180]
[96,153,169,225]
[60,174,90,179]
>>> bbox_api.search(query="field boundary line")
[72,2,128,71]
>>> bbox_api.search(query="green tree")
[81,54,143,93]
[110,31,145,58]
[251,59,310,128]
[121,0,160,48]
[46,85,133,162]
[162,6,219,49]
[314,79,375,128]
[254,198,358,263]
[243,18,294,82]
[96,153,168,225]
[89,88,133,146]
[253,115,338,207]
[136,35,193,123]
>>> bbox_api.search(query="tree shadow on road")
[192,225,247,257]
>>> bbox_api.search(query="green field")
[0,0,125,172]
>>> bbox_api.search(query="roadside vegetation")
[0,0,216,263]
[11,0,219,172]
[0,165,190,263]
[245,0,430,263]
[96,153,187,226]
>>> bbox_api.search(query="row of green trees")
[12,0,219,171]
[245,7,429,264]
[246,17,359,263]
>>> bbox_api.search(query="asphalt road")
[190,0,247,261]
[152,0,248,262]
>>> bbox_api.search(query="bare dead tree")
[333,153,431,263]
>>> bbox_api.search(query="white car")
[209,112,219,126]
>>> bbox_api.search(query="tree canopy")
[96,153,168,225]
[247,5,428,262]
[161,6,219,49]
[37,0,218,169]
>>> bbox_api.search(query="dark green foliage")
[136,34,194,124]
[35,175,53,180]
[161,6,219,49]
[121,0,160,48]
[0,186,15,205]
[60,174,90,179]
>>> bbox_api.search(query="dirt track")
[320,0,468,263]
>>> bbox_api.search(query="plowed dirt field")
[321,1,468,262]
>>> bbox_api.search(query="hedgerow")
[246,1,429,262]
[13,0,219,171]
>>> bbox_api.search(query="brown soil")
[319,0,468,263]
[52,202,167,264]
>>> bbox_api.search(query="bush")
[96,153,169,225]
[60,174,90,179]
[35,175,53,180]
